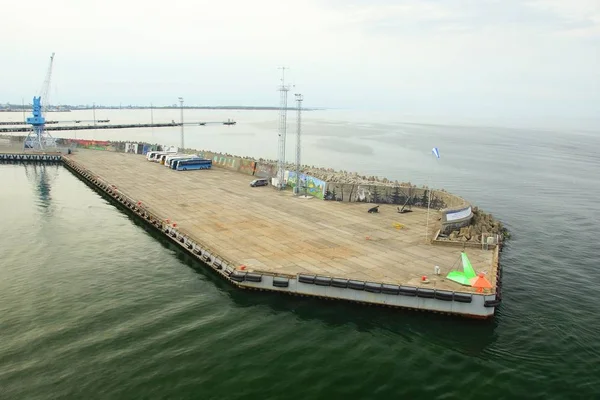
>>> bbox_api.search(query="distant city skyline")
[1,0,599,120]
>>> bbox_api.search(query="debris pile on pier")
[446,208,507,243]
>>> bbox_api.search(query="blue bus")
[171,156,201,170]
[176,158,212,171]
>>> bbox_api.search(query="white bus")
[164,154,196,168]
[147,151,173,162]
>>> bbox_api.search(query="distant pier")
[0,120,236,133]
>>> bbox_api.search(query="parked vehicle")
[176,159,212,171]
[250,178,269,187]
[171,156,201,169]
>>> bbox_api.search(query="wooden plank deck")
[65,150,495,293]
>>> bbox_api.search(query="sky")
[1,0,599,120]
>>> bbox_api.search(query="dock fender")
[348,280,365,290]
[484,299,502,307]
[298,274,316,284]
[273,277,289,288]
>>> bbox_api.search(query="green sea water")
[1,115,599,399]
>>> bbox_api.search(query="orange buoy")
[421,275,427,281]
[172,223,177,227]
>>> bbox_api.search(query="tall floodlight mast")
[24,52,58,151]
[178,97,184,150]
[294,93,303,195]
[276,67,290,190]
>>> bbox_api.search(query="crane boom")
[40,52,55,115]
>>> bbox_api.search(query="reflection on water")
[23,163,59,212]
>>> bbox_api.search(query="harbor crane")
[24,52,58,151]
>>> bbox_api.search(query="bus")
[171,156,201,170]
[176,158,212,171]
[165,154,198,168]
[163,154,184,167]
[146,151,172,162]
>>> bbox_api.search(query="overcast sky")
[1,0,598,119]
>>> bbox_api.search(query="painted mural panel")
[239,159,257,175]
[323,183,447,209]
[255,162,276,178]
[67,139,112,151]
[125,142,138,154]
[211,154,239,170]
[287,171,326,199]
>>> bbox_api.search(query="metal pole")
[22,98,25,122]
[150,102,154,140]
[295,93,303,196]
[93,102,96,126]
[425,187,432,242]
[277,67,289,190]
[178,97,184,150]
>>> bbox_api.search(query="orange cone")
[470,273,493,293]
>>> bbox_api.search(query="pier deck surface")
[66,150,494,293]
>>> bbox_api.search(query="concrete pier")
[0,121,236,133]
[58,150,502,318]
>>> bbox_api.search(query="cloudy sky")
[1,0,598,119]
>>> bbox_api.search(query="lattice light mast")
[178,97,184,150]
[276,67,290,190]
[24,52,57,151]
[294,93,304,195]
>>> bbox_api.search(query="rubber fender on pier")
[381,284,400,295]
[245,273,262,283]
[348,280,365,290]
[179,236,185,243]
[193,248,202,255]
[434,290,454,301]
[315,276,332,286]
[230,271,246,282]
[484,299,502,307]
[170,231,177,238]
[452,293,473,303]
[398,286,417,297]
[164,228,170,234]
[417,288,435,299]
[331,278,348,288]
[298,274,316,284]
[273,277,289,288]
[212,259,222,269]
[186,243,193,249]
[202,254,212,262]
[365,282,382,293]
